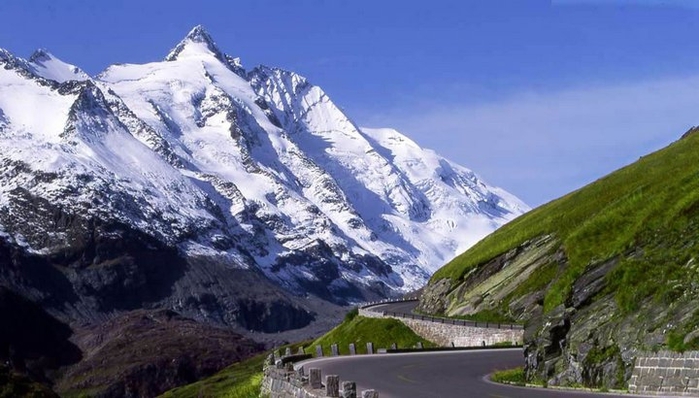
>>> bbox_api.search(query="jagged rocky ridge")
[0,26,527,328]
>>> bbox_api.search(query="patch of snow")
[28,49,90,83]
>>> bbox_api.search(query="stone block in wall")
[632,351,699,396]
[341,381,356,398]
[361,390,379,398]
[310,368,322,389]
[326,375,340,397]
[665,375,684,388]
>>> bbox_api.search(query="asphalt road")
[368,300,419,314]
[298,349,631,398]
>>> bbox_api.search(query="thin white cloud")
[363,74,699,207]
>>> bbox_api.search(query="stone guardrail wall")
[629,351,699,396]
[396,317,523,347]
[261,352,379,398]
[359,299,523,347]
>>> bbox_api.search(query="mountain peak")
[29,48,51,62]
[164,26,246,77]
[165,25,225,62]
[27,48,89,83]
[184,25,214,44]
[0,48,14,62]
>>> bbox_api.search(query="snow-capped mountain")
[0,26,528,312]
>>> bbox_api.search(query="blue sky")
[2,0,699,206]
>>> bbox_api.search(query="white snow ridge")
[0,26,529,302]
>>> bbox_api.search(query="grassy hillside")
[309,309,436,354]
[422,128,699,388]
[432,127,699,314]
[159,353,266,398]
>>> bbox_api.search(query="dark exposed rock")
[236,298,315,333]
[419,235,560,319]
[416,277,451,315]
[55,309,264,398]
[419,234,641,389]
[0,287,81,387]
[569,258,617,309]
[0,364,59,398]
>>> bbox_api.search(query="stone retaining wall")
[359,301,523,347]
[395,317,522,347]
[629,351,699,396]
[262,365,323,398]
[261,354,379,398]
[357,307,383,319]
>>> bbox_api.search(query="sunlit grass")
[432,129,699,313]
[309,314,436,355]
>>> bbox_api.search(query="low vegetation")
[665,308,699,352]
[0,365,58,398]
[159,352,267,398]
[490,367,526,386]
[161,340,307,398]
[310,314,436,355]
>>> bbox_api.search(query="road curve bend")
[297,349,630,398]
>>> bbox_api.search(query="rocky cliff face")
[420,236,699,389]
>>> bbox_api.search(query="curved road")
[368,300,420,314]
[298,349,631,398]
[300,301,631,397]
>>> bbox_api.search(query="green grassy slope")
[432,128,699,314]
[309,310,436,354]
[160,353,266,398]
